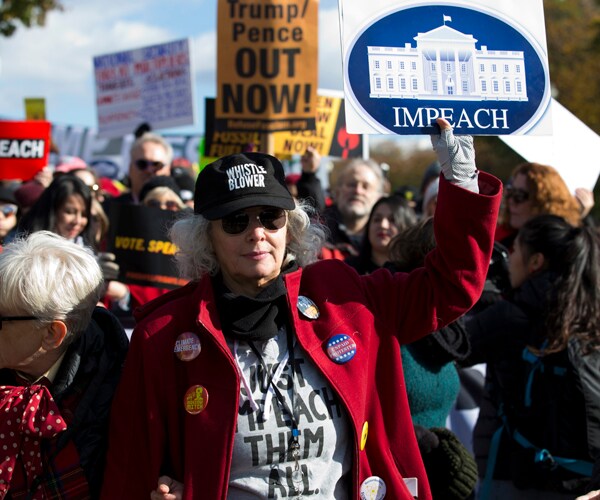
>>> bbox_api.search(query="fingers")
[157,475,173,490]
[150,477,175,500]
[576,491,600,500]
[575,188,595,218]
[97,252,120,280]
[436,117,452,131]
[301,146,321,173]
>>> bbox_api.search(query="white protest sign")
[93,39,195,138]
[338,0,551,136]
[500,99,600,192]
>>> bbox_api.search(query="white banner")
[501,99,600,192]
[93,39,196,139]
[339,0,551,136]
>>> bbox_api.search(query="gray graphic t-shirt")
[228,330,352,498]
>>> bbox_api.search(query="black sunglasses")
[0,205,17,217]
[135,159,166,171]
[221,208,287,235]
[505,186,530,204]
[0,315,38,330]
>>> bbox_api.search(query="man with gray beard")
[321,159,386,259]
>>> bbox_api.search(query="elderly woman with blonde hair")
[102,120,502,500]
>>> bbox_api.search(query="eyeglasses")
[505,186,530,204]
[0,315,38,330]
[146,199,180,211]
[221,208,287,235]
[135,159,166,171]
[0,204,17,217]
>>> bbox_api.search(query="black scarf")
[213,263,298,342]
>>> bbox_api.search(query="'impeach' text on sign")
[0,121,50,180]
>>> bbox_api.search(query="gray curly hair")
[169,201,328,280]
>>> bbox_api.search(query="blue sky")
[0,0,344,135]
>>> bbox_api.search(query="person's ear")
[41,320,68,351]
[528,252,545,273]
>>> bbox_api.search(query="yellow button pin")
[360,421,369,451]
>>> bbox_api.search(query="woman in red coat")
[102,119,501,500]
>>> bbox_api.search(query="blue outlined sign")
[339,0,551,135]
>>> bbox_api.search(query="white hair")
[130,132,174,166]
[336,158,386,194]
[169,201,327,280]
[0,231,103,342]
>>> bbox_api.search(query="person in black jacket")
[0,231,128,499]
[463,214,600,499]
[294,146,327,214]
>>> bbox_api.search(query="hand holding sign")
[96,252,120,281]
[430,118,478,192]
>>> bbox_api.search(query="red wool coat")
[102,173,502,499]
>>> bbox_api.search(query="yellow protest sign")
[24,98,46,121]
[216,0,319,132]
[204,92,364,161]
[273,94,342,156]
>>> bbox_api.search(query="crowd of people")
[0,117,598,500]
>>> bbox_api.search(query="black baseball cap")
[194,152,295,219]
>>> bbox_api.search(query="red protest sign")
[0,121,51,180]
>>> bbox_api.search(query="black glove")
[415,425,478,500]
[96,252,120,281]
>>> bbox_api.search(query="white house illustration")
[367,18,528,101]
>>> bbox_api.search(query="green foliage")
[473,137,525,182]
[544,0,600,133]
[0,0,63,37]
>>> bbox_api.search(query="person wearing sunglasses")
[495,162,584,251]
[140,175,187,212]
[113,132,173,205]
[102,119,502,500]
[0,231,128,498]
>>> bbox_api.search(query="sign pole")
[260,132,275,156]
